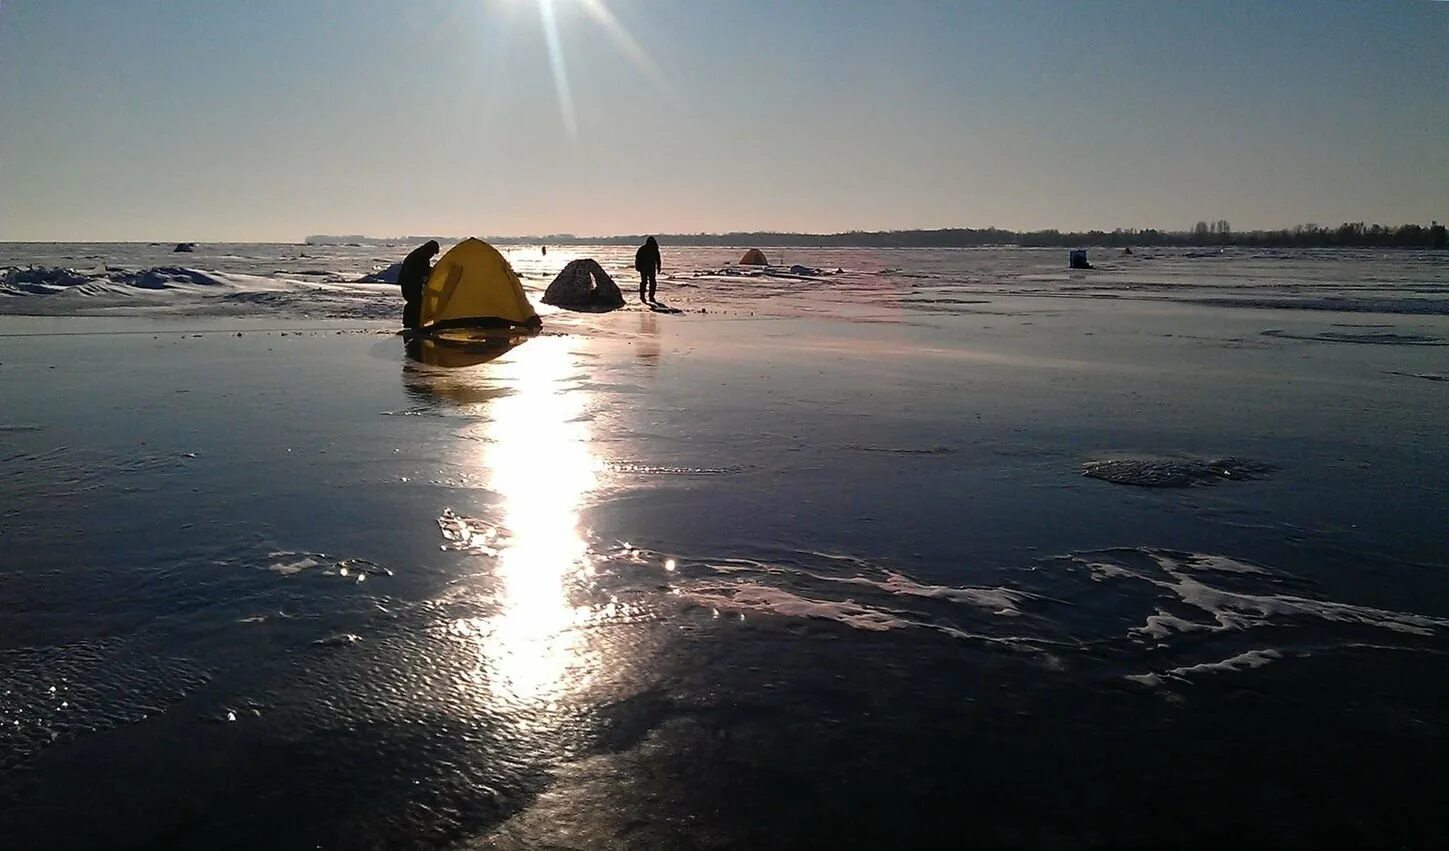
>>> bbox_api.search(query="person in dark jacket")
[634,236,662,304]
[398,240,440,329]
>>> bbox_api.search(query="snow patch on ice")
[1127,649,1283,686]
[1078,549,1449,639]
[807,569,1031,617]
[437,508,500,556]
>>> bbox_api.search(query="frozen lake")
[2,243,1447,847]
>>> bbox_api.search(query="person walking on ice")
[635,236,662,304]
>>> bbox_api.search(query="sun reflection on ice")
[468,335,603,707]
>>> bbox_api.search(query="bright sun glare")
[513,0,667,137]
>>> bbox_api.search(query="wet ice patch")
[1262,328,1447,346]
[1082,456,1274,488]
[0,639,210,771]
[846,444,955,455]
[2,446,196,510]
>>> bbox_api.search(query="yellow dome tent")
[739,248,769,266]
[419,238,541,332]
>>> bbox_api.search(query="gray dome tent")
[542,259,625,312]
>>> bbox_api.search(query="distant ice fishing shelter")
[1069,249,1092,269]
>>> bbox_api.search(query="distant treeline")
[307,221,1447,250]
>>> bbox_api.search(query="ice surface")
[1082,456,1275,488]
[0,639,210,772]
[2,243,1447,847]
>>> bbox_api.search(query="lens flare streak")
[577,0,671,93]
[537,0,578,138]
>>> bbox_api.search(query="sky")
[1,0,1446,241]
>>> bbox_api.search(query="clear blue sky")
[2,0,1446,241]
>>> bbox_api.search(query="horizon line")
[2,220,1444,245]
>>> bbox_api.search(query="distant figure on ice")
[398,240,440,329]
[541,245,548,256]
[635,236,662,304]
[1069,248,1093,270]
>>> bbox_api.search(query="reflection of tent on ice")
[405,335,527,369]
[420,238,541,332]
[739,248,769,266]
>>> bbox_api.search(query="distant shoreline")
[305,223,1447,250]
[3,223,1444,250]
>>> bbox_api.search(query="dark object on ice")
[398,240,441,329]
[1262,328,1446,346]
[739,248,769,266]
[543,259,625,312]
[1069,249,1092,269]
[1083,456,1275,488]
[635,236,662,303]
[1385,370,1448,382]
[173,243,196,253]
[1122,247,1134,255]
[359,262,404,284]
[541,245,548,256]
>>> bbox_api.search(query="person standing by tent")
[634,236,662,304]
[398,240,440,329]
